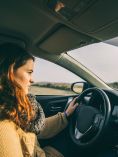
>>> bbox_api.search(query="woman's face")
[13,59,34,94]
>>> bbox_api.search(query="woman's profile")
[0,43,78,157]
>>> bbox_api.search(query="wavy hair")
[0,43,35,130]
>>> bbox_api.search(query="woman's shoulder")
[0,120,17,133]
[0,120,21,143]
[0,120,24,157]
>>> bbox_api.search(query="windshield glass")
[68,42,118,89]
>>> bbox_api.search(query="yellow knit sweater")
[0,112,68,157]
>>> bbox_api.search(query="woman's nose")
[30,79,34,84]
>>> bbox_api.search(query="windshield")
[68,42,118,90]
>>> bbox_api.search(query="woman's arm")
[38,112,68,139]
[0,121,23,157]
[27,95,68,138]
[27,94,77,139]
[38,97,78,139]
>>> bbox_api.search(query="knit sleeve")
[38,112,68,139]
[0,121,23,157]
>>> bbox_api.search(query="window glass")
[68,42,118,89]
[29,58,84,95]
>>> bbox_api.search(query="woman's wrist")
[64,111,69,120]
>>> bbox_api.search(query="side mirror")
[71,82,90,94]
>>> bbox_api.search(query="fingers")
[65,97,78,117]
[71,103,78,111]
[73,97,78,103]
[69,100,78,110]
[74,103,78,109]
[70,97,78,106]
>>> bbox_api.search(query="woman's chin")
[23,88,28,95]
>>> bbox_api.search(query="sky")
[69,42,118,83]
[32,57,80,83]
[33,42,118,83]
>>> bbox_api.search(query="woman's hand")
[65,97,78,117]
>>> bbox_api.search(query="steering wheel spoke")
[93,114,104,130]
[75,127,83,140]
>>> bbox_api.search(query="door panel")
[36,95,75,116]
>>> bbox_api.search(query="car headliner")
[0,0,117,89]
[0,0,118,55]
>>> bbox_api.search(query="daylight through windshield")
[68,42,118,89]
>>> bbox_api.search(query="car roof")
[0,0,118,57]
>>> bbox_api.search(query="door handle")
[50,106,62,111]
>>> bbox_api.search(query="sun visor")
[38,26,97,54]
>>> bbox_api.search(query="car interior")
[1,0,118,156]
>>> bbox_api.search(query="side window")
[29,57,84,96]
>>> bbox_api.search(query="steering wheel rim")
[69,87,111,148]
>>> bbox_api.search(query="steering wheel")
[69,88,111,147]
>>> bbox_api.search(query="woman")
[0,43,78,157]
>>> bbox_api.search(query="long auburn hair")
[0,43,35,129]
